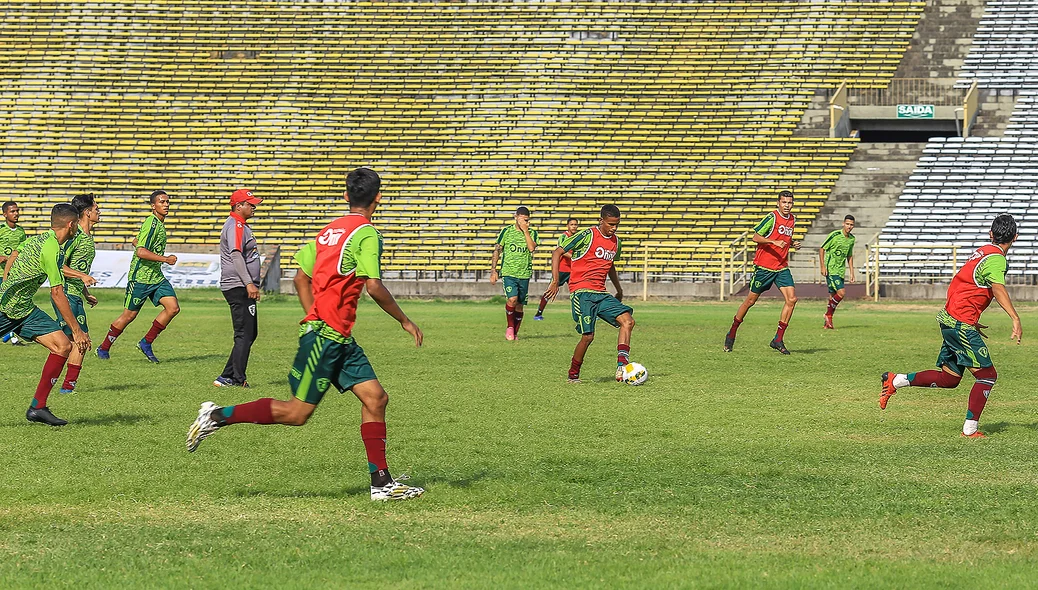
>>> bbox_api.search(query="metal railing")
[848,78,961,106]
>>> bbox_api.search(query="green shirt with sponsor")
[975,253,1007,287]
[753,213,776,237]
[340,225,382,279]
[820,230,856,278]
[495,225,539,279]
[294,241,317,277]
[0,230,64,319]
[0,223,27,258]
[62,230,96,299]
[128,214,168,285]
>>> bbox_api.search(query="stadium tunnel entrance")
[852,119,960,142]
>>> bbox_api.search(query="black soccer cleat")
[26,406,68,426]
[723,335,735,352]
[769,339,790,355]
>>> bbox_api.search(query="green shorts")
[571,290,634,335]
[0,306,62,340]
[503,276,530,305]
[936,321,993,376]
[749,266,795,294]
[124,279,177,312]
[288,328,378,405]
[826,274,845,294]
[54,294,89,336]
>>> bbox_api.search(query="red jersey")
[559,230,575,273]
[945,244,1008,326]
[752,210,796,270]
[304,213,383,341]
[563,227,621,292]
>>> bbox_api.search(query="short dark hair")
[50,203,79,228]
[346,167,381,208]
[516,206,531,217]
[567,217,578,224]
[600,204,621,219]
[991,214,1018,244]
[844,214,855,222]
[149,190,167,204]
[71,193,96,216]
[778,190,794,199]
[1,201,16,213]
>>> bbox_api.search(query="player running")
[545,205,635,383]
[0,204,90,426]
[96,190,179,363]
[534,217,579,320]
[490,206,539,340]
[1,200,28,345]
[54,194,100,394]
[187,168,426,501]
[724,190,801,354]
[819,215,856,329]
[880,214,1022,439]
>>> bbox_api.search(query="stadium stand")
[0,1,924,275]
[958,0,1038,89]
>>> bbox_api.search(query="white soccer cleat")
[370,479,425,501]
[186,401,222,452]
[615,365,624,382]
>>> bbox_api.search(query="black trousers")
[221,287,258,384]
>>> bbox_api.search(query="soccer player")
[723,190,801,355]
[534,217,579,320]
[0,200,27,345]
[880,214,1022,439]
[292,240,317,311]
[544,205,635,383]
[490,206,539,340]
[54,194,101,395]
[214,189,263,388]
[819,215,856,329]
[96,190,179,363]
[0,204,90,426]
[187,168,426,501]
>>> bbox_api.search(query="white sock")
[892,374,910,388]
[963,420,979,435]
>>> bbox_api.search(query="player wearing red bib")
[724,190,801,354]
[545,205,635,383]
[880,215,1022,438]
[187,168,426,500]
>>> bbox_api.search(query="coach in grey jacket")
[215,189,262,387]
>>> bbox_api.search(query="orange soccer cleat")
[961,431,987,439]
[880,372,897,410]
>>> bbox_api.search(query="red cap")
[230,189,261,206]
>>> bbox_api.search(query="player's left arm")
[355,231,422,347]
[983,255,1021,343]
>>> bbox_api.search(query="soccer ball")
[622,362,648,386]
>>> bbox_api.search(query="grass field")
[3,289,1038,588]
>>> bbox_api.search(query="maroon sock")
[967,367,997,421]
[62,363,82,391]
[100,324,122,351]
[726,317,742,339]
[361,421,392,486]
[218,398,275,425]
[32,353,68,408]
[514,312,524,335]
[505,304,516,331]
[144,320,166,344]
[569,357,582,379]
[775,321,788,342]
[617,343,630,365]
[826,293,843,317]
[537,294,549,315]
[908,370,962,388]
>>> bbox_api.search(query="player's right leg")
[961,365,996,438]
[350,379,424,501]
[614,311,635,382]
[138,292,179,363]
[97,306,139,359]
[824,276,845,329]
[504,293,519,341]
[569,332,595,383]
[56,295,88,394]
[725,290,761,352]
[27,325,73,426]
[770,283,797,355]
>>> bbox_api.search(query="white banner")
[90,250,225,288]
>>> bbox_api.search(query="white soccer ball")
[622,362,648,386]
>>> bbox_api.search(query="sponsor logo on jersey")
[594,246,616,260]
[319,228,346,246]
[777,225,794,237]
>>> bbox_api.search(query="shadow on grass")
[511,334,571,340]
[97,383,138,392]
[73,413,152,427]
[166,354,225,363]
[788,348,829,355]
[981,422,1038,435]
[233,470,493,499]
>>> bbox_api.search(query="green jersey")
[495,225,539,279]
[0,230,64,319]
[294,241,317,277]
[820,230,855,278]
[0,222,27,258]
[63,230,96,298]
[128,214,168,284]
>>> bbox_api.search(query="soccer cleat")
[723,335,735,353]
[823,315,834,330]
[615,364,625,382]
[95,346,110,360]
[213,376,235,387]
[137,338,160,363]
[769,339,790,355]
[505,327,515,341]
[26,406,68,426]
[533,313,544,321]
[879,372,897,410]
[186,401,222,452]
[4,332,25,346]
[961,431,987,439]
[370,480,425,501]
[567,377,582,384]
[59,388,75,395]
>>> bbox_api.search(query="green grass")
[3,289,1038,588]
